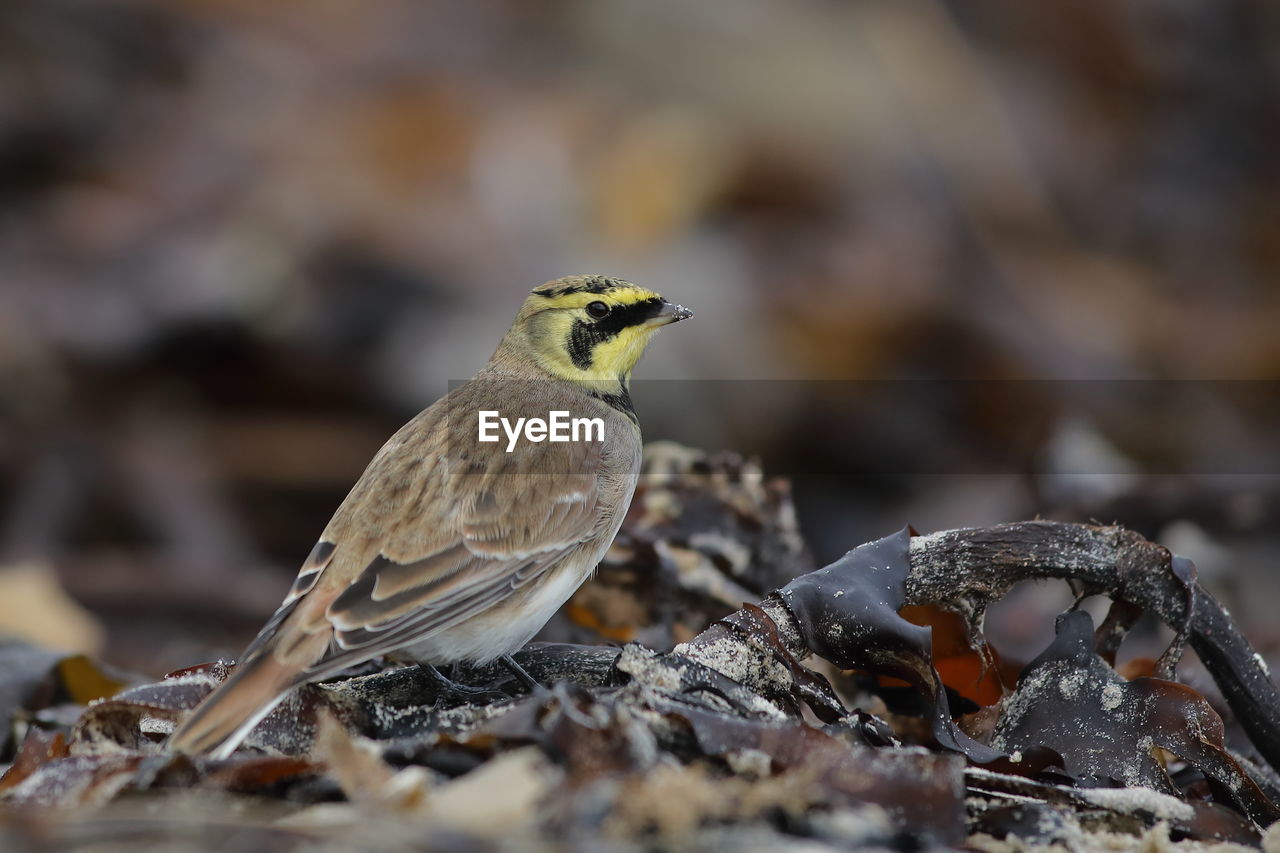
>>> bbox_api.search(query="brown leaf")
[55,655,128,705]
[0,728,68,792]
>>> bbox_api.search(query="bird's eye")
[586,301,611,319]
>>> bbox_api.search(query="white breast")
[402,546,603,666]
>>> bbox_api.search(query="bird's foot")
[422,659,547,704]
[423,664,504,700]
[500,654,549,698]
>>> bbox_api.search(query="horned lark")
[168,275,691,757]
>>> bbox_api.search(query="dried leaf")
[0,728,67,792]
[0,563,105,656]
[55,655,127,706]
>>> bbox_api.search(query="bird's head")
[502,275,692,384]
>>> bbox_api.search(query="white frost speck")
[1100,683,1123,711]
[1073,786,1194,822]
[139,716,174,736]
[725,748,773,777]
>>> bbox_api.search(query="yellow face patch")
[520,276,673,382]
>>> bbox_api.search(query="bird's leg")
[423,663,496,698]
[500,654,544,695]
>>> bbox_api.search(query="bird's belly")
[403,550,599,666]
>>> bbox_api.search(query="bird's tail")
[166,651,302,759]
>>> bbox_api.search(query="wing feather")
[254,393,614,676]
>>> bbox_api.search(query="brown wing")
[252,394,612,677]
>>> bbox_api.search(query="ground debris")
[544,441,814,650]
[3,519,1280,849]
[994,611,1280,828]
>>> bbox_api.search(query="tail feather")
[167,652,301,759]
[170,584,341,758]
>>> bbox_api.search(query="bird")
[167,275,692,758]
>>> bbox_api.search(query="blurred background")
[1,0,1278,680]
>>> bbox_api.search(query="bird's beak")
[647,300,693,327]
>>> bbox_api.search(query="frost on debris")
[5,515,1280,849]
